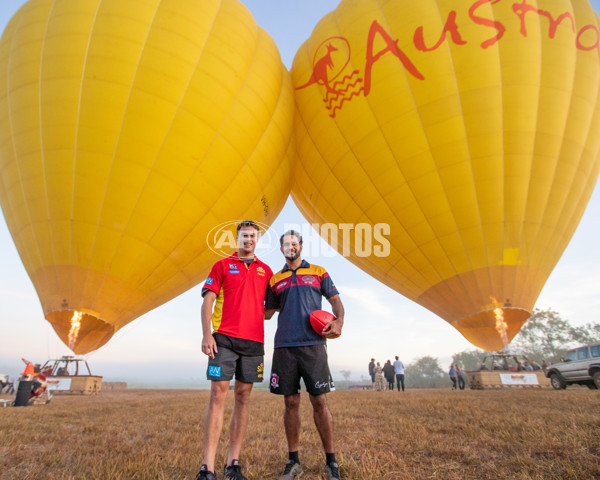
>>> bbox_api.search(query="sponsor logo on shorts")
[257,362,264,379]
[208,366,221,377]
[315,380,330,389]
[270,373,279,389]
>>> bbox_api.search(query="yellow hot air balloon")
[291,0,600,351]
[0,0,294,353]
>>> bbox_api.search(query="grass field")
[1,388,599,479]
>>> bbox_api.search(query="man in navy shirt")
[266,230,344,480]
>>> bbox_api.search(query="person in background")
[195,220,273,480]
[373,362,386,391]
[449,364,457,389]
[455,364,466,390]
[368,358,375,389]
[393,356,405,392]
[383,360,395,391]
[516,361,524,372]
[265,230,344,480]
[524,362,534,371]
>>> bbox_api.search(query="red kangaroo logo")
[296,43,339,94]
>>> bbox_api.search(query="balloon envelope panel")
[291,0,600,350]
[0,0,294,353]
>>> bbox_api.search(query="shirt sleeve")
[265,281,280,309]
[201,261,223,297]
[320,271,339,299]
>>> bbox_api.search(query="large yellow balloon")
[0,0,294,353]
[292,0,600,351]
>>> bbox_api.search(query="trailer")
[41,356,102,395]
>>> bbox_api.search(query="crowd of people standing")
[368,357,405,391]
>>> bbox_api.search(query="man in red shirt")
[196,220,273,480]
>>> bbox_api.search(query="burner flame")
[68,311,83,350]
[493,304,509,349]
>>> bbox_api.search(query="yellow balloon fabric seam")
[88,0,226,301]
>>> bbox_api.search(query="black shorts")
[269,345,335,396]
[207,345,264,383]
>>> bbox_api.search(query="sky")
[1,0,600,386]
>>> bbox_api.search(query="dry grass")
[1,388,599,479]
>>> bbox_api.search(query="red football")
[310,310,340,338]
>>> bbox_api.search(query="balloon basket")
[466,353,551,390]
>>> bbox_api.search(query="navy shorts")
[270,345,335,396]
[207,345,264,383]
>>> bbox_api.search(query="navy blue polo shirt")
[266,260,339,348]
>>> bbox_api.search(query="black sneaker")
[279,459,303,479]
[196,464,217,480]
[325,461,341,480]
[224,459,248,480]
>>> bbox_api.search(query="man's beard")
[284,251,301,261]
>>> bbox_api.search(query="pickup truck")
[545,343,600,390]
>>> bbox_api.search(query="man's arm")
[322,294,344,338]
[264,308,278,319]
[201,290,218,358]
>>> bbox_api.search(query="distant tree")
[570,322,600,345]
[509,308,600,363]
[405,356,446,388]
[452,349,487,371]
[339,369,351,382]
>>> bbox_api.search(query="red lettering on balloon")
[297,1,600,118]
[469,0,506,49]
[363,20,424,96]
[576,25,600,62]
[414,11,467,52]
[512,0,575,38]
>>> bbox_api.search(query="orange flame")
[493,306,509,349]
[68,311,83,350]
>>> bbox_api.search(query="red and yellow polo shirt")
[202,253,273,344]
